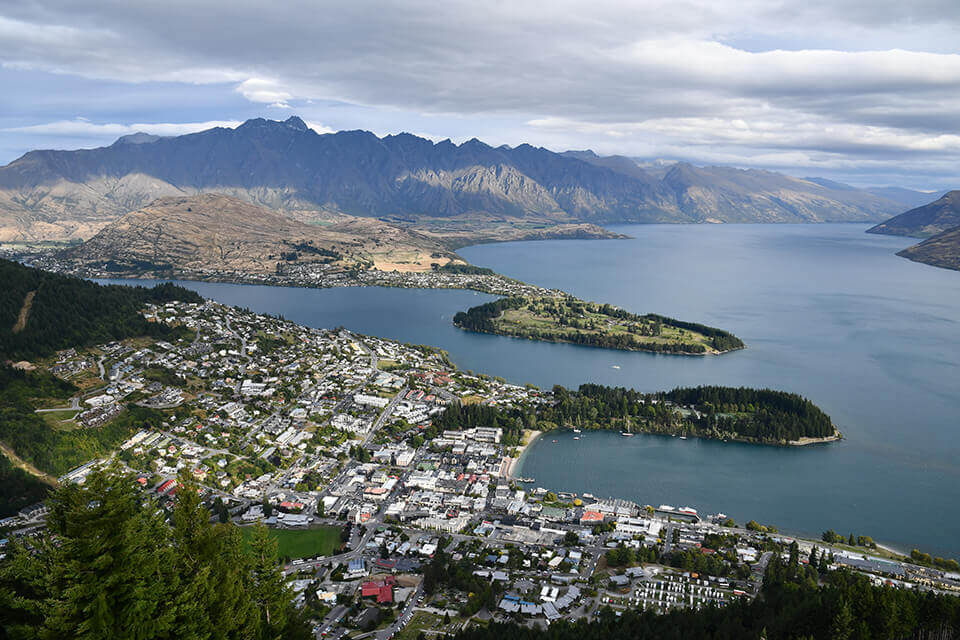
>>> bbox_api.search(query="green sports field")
[240,525,343,559]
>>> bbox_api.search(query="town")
[4,300,959,639]
[9,249,565,299]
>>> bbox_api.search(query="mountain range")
[0,116,924,243]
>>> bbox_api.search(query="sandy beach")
[504,429,542,479]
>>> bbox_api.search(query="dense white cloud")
[2,118,334,142]
[0,0,959,187]
[235,79,293,107]
[5,119,243,138]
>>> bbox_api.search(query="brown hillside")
[66,194,457,274]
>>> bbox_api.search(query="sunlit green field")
[240,525,342,559]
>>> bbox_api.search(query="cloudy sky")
[2,0,959,189]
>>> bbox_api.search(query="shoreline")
[559,426,843,449]
[788,431,843,446]
[504,429,542,480]
[453,324,745,357]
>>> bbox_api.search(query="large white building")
[353,393,390,409]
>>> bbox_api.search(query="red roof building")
[580,510,604,524]
[156,479,177,494]
[361,576,396,603]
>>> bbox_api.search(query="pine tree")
[170,476,257,639]
[42,469,180,639]
[248,521,290,639]
[831,599,854,640]
[0,468,309,640]
[819,551,830,574]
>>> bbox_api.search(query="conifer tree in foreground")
[0,467,310,640]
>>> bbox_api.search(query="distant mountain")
[801,177,861,192]
[651,164,898,224]
[561,150,660,182]
[0,116,906,241]
[896,226,960,272]
[65,193,459,274]
[863,186,947,210]
[572,154,903,223]
[867,191,960,238]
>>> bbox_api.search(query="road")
[35,396,80,413]
[225,315,251,396]
[350,333,379,374]
[362,385,408,448]
[755,551,774,577]
[153,428,234,458]
[662,522,676,554]
[315,605,348,638]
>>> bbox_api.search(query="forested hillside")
[0,258,201,359]
[0,455,51,518]
[0,367,164,479]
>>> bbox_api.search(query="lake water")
[101,223,960,557]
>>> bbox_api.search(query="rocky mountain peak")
[283,115,309,131]
[112,132,162,146]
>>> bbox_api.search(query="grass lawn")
[497,304,714,352]
[827,542,904,563]
[240,525,343,560]
[40,410,78,429]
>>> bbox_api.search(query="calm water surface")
[102,223,960,556]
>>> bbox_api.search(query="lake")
[101,223,960,557]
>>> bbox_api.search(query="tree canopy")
[0,469,311,640]
[435,384,835,445]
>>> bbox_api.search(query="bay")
[462,223,960,558]
[100,223,960,557]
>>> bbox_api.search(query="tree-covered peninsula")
[437,384,840,446]
[452,296,744,354]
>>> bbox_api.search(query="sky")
[2,0,960,190]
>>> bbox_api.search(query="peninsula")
[437,384,840,447]
[453,295,744,354]
[896,225,960,271]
